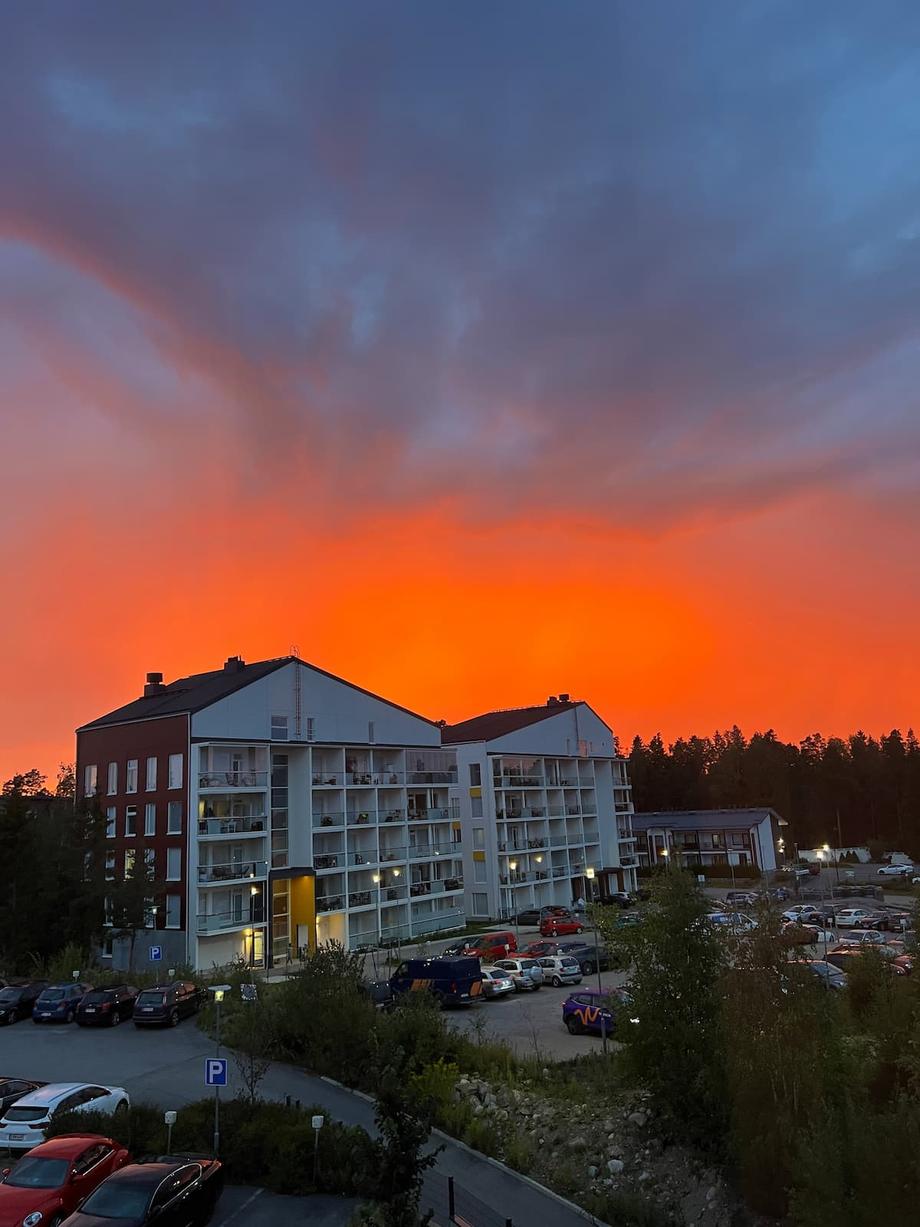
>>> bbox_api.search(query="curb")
[316,1073,607,1227]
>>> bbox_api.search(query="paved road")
[3,1019,602,1227]
[215,1187,359,1226]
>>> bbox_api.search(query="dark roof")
[441,702,579,744]
[78,656,439,733]
[632,808,786,832]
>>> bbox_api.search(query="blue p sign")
[149,946,162,962]
[205,1058,228,1087]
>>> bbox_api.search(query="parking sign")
[205,1058,228,1087]
[149,946,162,962]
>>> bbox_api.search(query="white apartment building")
[442,697,637,919]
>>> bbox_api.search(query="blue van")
[389,957,483,1006]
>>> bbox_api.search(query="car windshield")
[80,1184,153,1218]
[0,990,22,1004]
[5,1156,70,1188]
[82,990,111,1003]
[137,991,165,1006]
[560,958,579,968]
[4,1106,49,1122]
[39,990,65,1001]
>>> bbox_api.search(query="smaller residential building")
[632,808,786,874]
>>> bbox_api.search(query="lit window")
[124,849,136,877]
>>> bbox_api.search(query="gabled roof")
[78,656,439,732]
[632,808,787,832]
[441,701,579,744]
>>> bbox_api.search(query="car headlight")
[23,1212,45,1226]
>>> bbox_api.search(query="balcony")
[406,768,458,785]
[347,850,379,867]
[379,846,408,863]
[347,890,376,909]
[498,774,544,788]
[410,877,463,897]
[197,911,266,934]
[380,884,408,904]
[314,854,343,871]
[198,816,266,837]
[198,860,267,885]
[313,812,346,829]
[317,894,345,913]
[312,772,346,786]
[199,771,268,789]
[408,807,455,822]
[347,811,377,827]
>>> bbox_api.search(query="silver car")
[494,958,543,991]
[480,968,516,998]
[537,955,583,987]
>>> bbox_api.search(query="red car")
[0,1133,130,1225]
[540,916,585,937]
[522,940,561,958]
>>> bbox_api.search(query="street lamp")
[508,861,518,933]
[208,984,232,1154]
[584,867,607,1054]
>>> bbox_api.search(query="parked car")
[539,915,584,938]
[521,940,560,958]
[782,905,823,924]
[479,968,516,999]
[892,954,914,975]
[0,1078,44,1118]
[33,983,90,1025]
[615,912,642,929]
[389,957,483,1006]
[132,982,202,1028]
[836,929,886,947]
[513,909,541,926]
[603,891,634,908]
[443,932,516,961]
[0,981,48,1026]
[877,863,913,877]
[562,987,635,1035]
[536,955,583,987]
[557,942,612,975]
[362,980,395,1012]
[861,911,912,932]
[708,912,756,933]
[801,927,838,946]
[0,1084,130,1153]
[0,1133,131,1224]
[493,958,543,991]
[76,984,140,1027]
[835,908,877,928]
[726,891,758,907]
[62,1157,224,1226]
[803,960,848,990]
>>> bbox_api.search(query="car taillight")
[451,982,457,993]
[100,1002,111,1011]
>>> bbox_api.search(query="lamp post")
[508,861,518,938]
[208,984,232,1155]
[312,1114,325,1186]
[585,867,607,1055]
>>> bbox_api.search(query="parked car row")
[0,980,204,1029]
[0,1126,224,1225]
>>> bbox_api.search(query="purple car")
[562,987,634,1035]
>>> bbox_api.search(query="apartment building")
[632,808,785,873]
[442,697,637,920]
[76,656,464,971]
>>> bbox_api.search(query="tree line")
[626,726,920,855]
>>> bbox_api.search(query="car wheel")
[552,976,562,987]
[566,1016,584,1035]
[48,1215,65,1227]
[169,1009,180,1027]
[114,1100,128,1118]
[576,926,584,934]
[65,1009,75,1024]
[582,961,595,976]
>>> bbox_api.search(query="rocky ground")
[455,1074,761,1227]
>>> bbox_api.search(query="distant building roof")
[632,808,787,832]
[441,700,579,744]
[78,655,438,732]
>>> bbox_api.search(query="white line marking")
[216,1187,264,1224]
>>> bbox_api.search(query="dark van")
[133,981,202,1028]
[389,957,483,1006]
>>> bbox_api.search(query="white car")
[836,929,886,947]
[536,955,583,987]
[0,1083,129,1152]
[836,908,876,928]
[803,927,838,946]
[493,958,543,991]
[782,905,821,923]
[877,864,913,877]
[709,912,756,932]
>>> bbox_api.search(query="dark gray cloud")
[3,0,920,529]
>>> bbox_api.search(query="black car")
[598,891,633,909]
[77,984,140,1027]
[0,1077,44,1115]
[363,980,395,1012]
[0,981,48,1025]
[133,982,202,1028]
[557,942,613,975]
[513,909,541,926]
[63,1157,224,1226]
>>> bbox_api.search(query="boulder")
[607,1158,624,1175]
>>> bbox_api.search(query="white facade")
[449,704,637,920]
[187,660,464,968]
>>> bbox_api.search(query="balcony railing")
[380,884,408,904]
[198,910,265,934]
[317,895,345,913]
[314,854,343,871]
[199,771,268,789]
[410,877,463,897]
[313,812,345,828]
[198,815,266,836]
[198,860,267,884]
[406,769,458,785]
[497,774,545,788]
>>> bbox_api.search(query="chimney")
[547,695,559,706]
[559,692,570,703]
[223,656,246,672]
[144,671,166,697]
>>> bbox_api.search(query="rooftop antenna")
[291,643,302,738]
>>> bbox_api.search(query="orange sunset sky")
[2,3,920,783]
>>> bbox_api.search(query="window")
[145,803,156,836]
[368,720,375,744]
[469,763,481,787]
[83,764,97,797]
[144,899,156,929]
[166,847,181,881]
[125,759,138,793]
[306,717,315,742]
[165,894,181,929]
[473,827,485,849]
[124,849,136,877]
[168,754,183,789]
[103,897,114,927]
[167,801,183,834]
[105,807,116,838]
[471,795,483,818]
[474,858,487,883]
[125,805,137,837]
[105,852,115,880]
[142,848,155,880]
[271,715,289,741]
[146,756,157,791]
[107,762,118,795]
